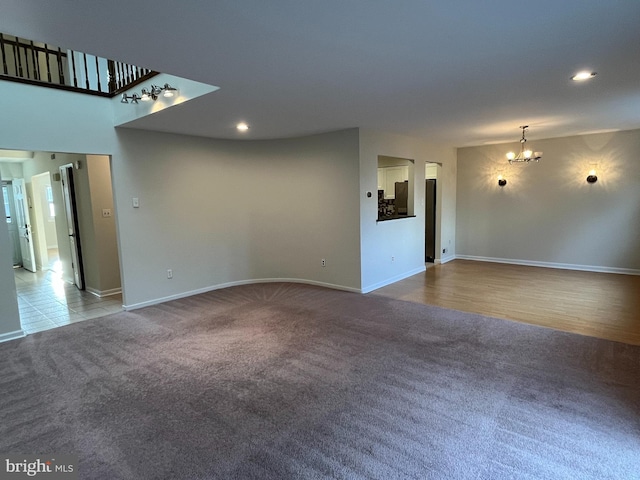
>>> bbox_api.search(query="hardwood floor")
[371,260,640,345]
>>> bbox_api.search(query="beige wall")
[359,130,457,292]
[456,129,640,272]
[85,155,120,294]
[0,162,24,181]
[0,213,21,340]
[112,128,362,308]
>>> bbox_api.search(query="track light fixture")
[121,93,141,104]
[121,84,178,104]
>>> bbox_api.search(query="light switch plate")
[133,197,139,208]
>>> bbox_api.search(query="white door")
[59,165,84,289]
[2,183,21,265]
[12,178,37,272]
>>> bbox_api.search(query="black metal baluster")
[82,53,90,89]
[30,40,39,80]
[22,41,30,79]
[57,47,65,85]
[44,43,52,82]
[107,59,116,93]
[0,34,7,75]
[95,56,101,92]
[19,42,25,77]
[71,50,78,87]
[12,41,19,77]
[116,62,123,90]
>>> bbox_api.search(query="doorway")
[425,161,440,264]
[425,179,436,263]
[1,150,123,334]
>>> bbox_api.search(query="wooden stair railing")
[0,33,157,97]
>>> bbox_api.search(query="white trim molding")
[440,254,456,265]
[456,255,640,276]
[123,278,361,311]
[87,287,123,298]
[0,329,26,344]
[361,266,427,294]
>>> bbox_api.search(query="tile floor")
[15,266,123,335]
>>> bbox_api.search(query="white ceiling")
[1,0,639,146]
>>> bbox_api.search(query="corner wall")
[456,129,640,272]
[86,155,121,294]
[359,130,457,292]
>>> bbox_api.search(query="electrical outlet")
[167,269,173,279]
[391,256,395,262]
[321,259,326,267]
[102,208,112,218]
[442,248,447,254]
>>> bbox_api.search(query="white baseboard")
[440,254,456,265]
[123,278,361,311]
[432,254,455,265]
[455,255,640,276]
[361,266,427,294]
[0,329,26,344]
[87,287,123,298]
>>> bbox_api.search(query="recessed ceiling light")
[571,71,597,81]
[236,123,249,132]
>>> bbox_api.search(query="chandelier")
[506,126,542,164]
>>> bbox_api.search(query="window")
[2,185,11,223]
[46,185,55,218]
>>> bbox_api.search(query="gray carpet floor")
[1,282,639,479]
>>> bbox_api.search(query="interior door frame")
[425,178,437,263]
[59,164,85,290]
[30,172,55,271]
[2,181,21,266]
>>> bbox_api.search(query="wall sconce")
[586,163,598,184]
[498,174,507,187]
[121,84,178,104]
